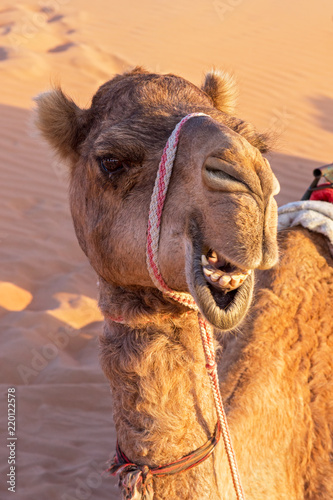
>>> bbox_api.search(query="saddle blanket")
[278,200,333,257]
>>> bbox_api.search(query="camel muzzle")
[185,218,255,332]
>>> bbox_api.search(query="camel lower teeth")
[201,254,251,291]
[219,275,231,287]
[203,267,214,277]
[201,255,209,266]
[230,276,241,288]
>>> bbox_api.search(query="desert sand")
[0,0,332,498]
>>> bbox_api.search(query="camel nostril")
[203,156,249,193]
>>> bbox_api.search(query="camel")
[35,67,333,499]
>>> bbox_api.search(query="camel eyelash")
[99,157,128,175]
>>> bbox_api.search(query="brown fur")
[202,69,238,115]
[217,228,333,499]
[34,88,91,163]
[35,68,333,499]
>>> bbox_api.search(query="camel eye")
[100,157,126,174]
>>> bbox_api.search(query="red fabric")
[310,183,333,203]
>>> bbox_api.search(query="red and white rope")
[145,113,246,500]
[146,113,208,310]
[198,317,245,500]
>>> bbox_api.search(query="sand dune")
[0,0,332,498]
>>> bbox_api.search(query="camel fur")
[35,68,333,499]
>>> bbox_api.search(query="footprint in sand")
[47,293,103,329]
[0,46,9,61]
[47,14,64,24]
[48,41,75,53]
[0,23,13,36]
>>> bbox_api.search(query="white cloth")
[278,200,333,256]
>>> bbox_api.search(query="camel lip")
[185,224,254,331]
[187,249,254,331]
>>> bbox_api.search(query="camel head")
[35,67,280,331]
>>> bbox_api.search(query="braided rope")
[146,113,208,310]
[198,316,246,499]
[145,113,246,500]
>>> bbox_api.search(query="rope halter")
[109,424,221,500]
[110,113,246,500]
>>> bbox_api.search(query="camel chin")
[185,223,254,331]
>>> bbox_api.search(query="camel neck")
[99,311,219,464]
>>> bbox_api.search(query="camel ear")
[202,70,238,115]
[34,88,88,162]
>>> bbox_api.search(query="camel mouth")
[186,224,254,331]
[201,249,252,293]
